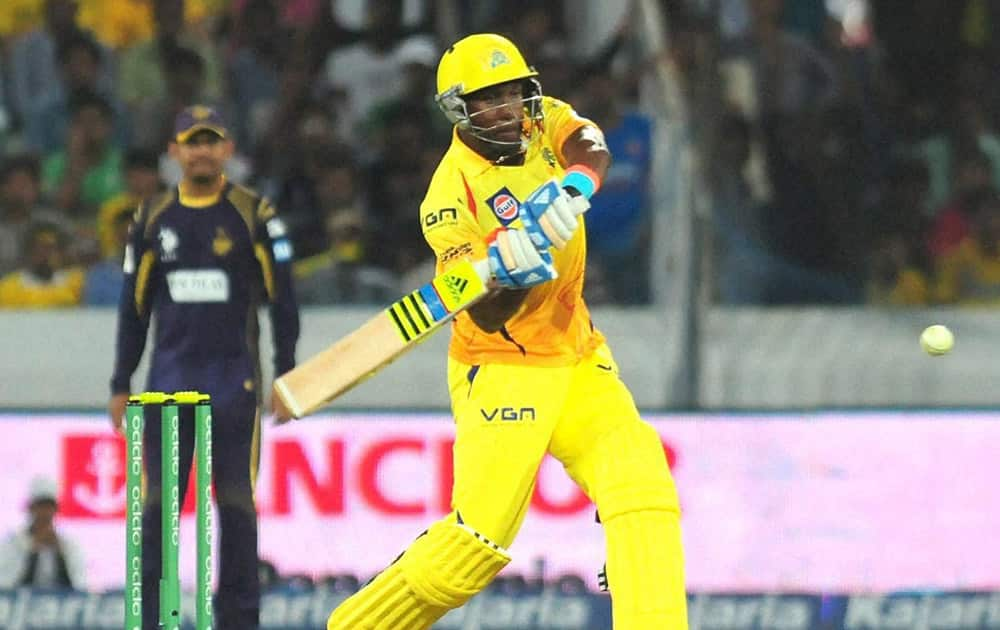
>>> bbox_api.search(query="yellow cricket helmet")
[436,33,537,98]
[435,33,544,155]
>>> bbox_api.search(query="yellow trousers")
[328,344,688,629]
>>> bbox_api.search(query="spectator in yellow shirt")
[95,148,161,258]
[77,0,216,50]
[0,154,68,276]
[0,222,84,308]
[84,149,163,305]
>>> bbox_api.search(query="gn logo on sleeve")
[424,208,458,231]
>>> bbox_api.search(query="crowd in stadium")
[0,0,653,309]
[0,0,998,309]
[697,0,1000,305]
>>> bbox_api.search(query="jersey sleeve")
[110,201,153,394]
[420,170,487,274]
[542,96,597,166]
[254,198,300,377]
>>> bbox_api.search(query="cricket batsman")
[327,33,687,629]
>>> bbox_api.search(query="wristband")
[562,165,601,200]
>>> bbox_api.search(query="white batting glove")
[487,227,558,288]
[520,179,590,250]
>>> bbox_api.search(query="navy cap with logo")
[173,105,228,143]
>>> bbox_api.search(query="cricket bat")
[273,259,492,418]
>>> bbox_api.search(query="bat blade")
[274,259,490,418]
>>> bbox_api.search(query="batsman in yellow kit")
[328,33,688,629]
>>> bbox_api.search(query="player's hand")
[487,227,557,288]
[108,393,129,435]
[519,179,590,250]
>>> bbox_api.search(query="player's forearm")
[110,290,149,394]
[467,288,531,333]
[561,125,612,182]
[270,297,300,376]
[110,334,147,393]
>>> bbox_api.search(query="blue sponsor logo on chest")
[485,187,521,226]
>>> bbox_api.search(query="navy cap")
[173,105,228,143]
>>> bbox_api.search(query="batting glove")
[520,179,590,250]
[487,227,558,288]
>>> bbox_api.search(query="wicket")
[125,391,214,630]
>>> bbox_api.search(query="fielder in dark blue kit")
[109,106,299,629]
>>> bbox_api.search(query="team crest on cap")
[490,49,509,68]
[486,187,520,226]
[191,105,213,120]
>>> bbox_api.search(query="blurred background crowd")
[0,0,998,309]
[700,0,1000,306]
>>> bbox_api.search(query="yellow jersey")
[420,96,605,367]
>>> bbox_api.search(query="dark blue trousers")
[139,388,260,629]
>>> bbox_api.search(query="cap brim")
[176,125,227,143]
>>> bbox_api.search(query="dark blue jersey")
[111,182,299,397]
